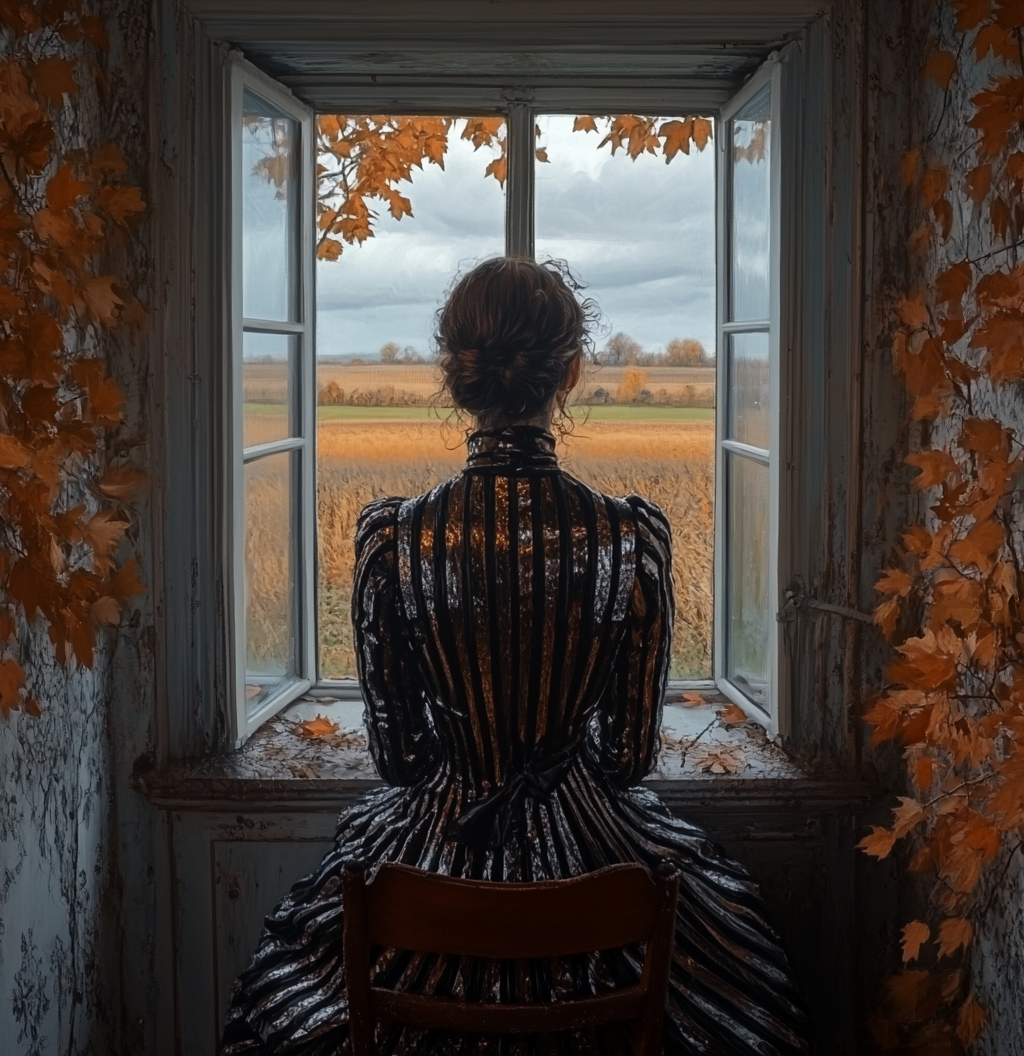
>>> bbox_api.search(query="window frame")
[230,57,319,744]
[225,71,793,744]
[714,57,786,736]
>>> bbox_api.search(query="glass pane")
[316,116,505,680]
[242,88,299,322]
[244,451,296,713]
[730,86,772,322]
[534,113,717,679]
[243,331,297,447]
[726,452,769,708]
[316,116,505,361]
[728,331,770,449]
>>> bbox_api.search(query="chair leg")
[343,863,376,1056]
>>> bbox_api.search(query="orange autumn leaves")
[0,2,145,718]
[313,112,713,261]
[861,0,1024,1048]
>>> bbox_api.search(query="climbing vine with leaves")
[860,0,1024,1048]
[0,1,146,720]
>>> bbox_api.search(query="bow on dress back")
[221,426,809,1056]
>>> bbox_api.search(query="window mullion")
[505,103,535,259]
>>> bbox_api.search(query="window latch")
[777,577,874,625]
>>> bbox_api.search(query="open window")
[229,57,785,744]
[715,60,783,732]
[230,60,317,742]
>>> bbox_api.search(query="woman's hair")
[435,257,597,429]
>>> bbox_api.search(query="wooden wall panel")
[171,792,873,1056]
[213,839,336,1027]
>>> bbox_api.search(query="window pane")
[725,452,769,708]
[244,451,296,713]
[535,113,717,679]
[730,87,772,322]
[316,116,505,362]
[316,116,505,679]
[242,88,299,322]
[243,331,297,447]
[727,330,770,449]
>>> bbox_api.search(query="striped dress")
[221,425,809,1056]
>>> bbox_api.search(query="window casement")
[227,55,788,746]
[714,61,784,734]
[230,60,317,742]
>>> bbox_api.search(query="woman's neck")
[474,407,555,435]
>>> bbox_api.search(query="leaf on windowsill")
[693,744,745,775]
[717,703,748,725]
[680,692,706,707]
[297,714,340,739]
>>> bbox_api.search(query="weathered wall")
[972,845,1024,1055]
[861,0,1024,1049]
[0,3,167,1054]
[3,1,1022,1053]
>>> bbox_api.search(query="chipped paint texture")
[972,846,1024,1055]
[1,653,112,1055]
[0,2,165,1054]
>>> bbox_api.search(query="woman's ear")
[560,351,582,394]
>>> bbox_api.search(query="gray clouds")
[316,116,716,359]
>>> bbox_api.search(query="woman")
[222,259,809,1056]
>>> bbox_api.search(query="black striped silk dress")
[222,426,809,1056]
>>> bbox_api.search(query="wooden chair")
[342,861,679,1056]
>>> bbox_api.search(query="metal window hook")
[777,575,874,625]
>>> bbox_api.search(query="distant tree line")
[318,380,432,406]
[379,342,428,364]
[587,365,716,408]
[596,334,714,367]
[329,336,714,369]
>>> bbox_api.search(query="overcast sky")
[315,116,716,359]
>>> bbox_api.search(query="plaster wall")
[0,2,167,1053]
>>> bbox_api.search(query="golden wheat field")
[244,414,715,683]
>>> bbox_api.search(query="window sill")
[140,697,874,813]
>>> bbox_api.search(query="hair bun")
[436,258,595,428]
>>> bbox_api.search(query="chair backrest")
[342,862,678,1056]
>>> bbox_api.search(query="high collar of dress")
[466,425,558,469]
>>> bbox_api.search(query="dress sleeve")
[352,498,438,786]
[588,496,674,787]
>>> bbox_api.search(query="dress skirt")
[221,428,809,1055]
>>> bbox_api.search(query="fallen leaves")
[692,743,745,775]
[717,702,749,725]
[296,714,340,738]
